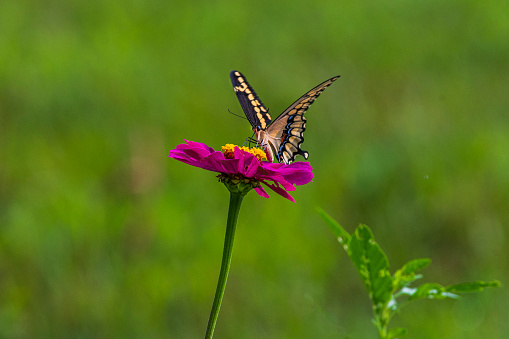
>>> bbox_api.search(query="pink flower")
[169,140,313,203]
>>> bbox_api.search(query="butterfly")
[230,70,339,164]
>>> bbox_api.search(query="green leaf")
[401,258,431,275]
[317,209,502,339]
[317,211,393,306]
[349,225,393,306]
[316,208,351,243]
[408,283,459,301]
[397,287,417,296]
[388,327,408,338]
[393,259,430,292]
[446,280,501,293]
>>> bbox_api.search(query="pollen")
[221,144,267,162]
[244,147,268,162]
[221,144,236,158]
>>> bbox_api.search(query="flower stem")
[204,191,244,339]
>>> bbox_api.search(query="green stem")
[374,307,390,339]
[204,191,244,339]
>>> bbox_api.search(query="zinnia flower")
[169,140,313,203]
[168,140,314,339]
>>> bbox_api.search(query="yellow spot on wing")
[288,136,301,145]
[290,129,303,136]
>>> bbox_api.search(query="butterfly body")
[230,70,339,164]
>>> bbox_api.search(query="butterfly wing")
[265,75,340,164]
[230,70,272,131]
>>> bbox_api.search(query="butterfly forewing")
[230,70,272,131]
[267,76,340,163]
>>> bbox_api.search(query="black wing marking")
[230,70,272,131]
[267,75,340,164]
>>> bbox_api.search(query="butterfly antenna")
[228,109,247,120]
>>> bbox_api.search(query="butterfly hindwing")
[230,70,271,131]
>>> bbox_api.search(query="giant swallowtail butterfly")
[230,70,339,164]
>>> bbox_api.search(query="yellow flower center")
[221,144,267,162]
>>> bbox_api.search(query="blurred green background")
[1,0,507,338]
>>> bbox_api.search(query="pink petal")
[262,181,296,203]
[258,173,296,191]
[183,140,216,153]
[199,153,231,173]
[262,162,285,171]
[174,142,215,159]
[234,147,246,172]
[244,156,262,177]
[217,159,241,174]
[169,141,226,173]
[254,185,270,199]
[274,162,313,185]
[169,152,212,170]
[233,147,262,177]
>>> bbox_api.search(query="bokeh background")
[1,0,508,338]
